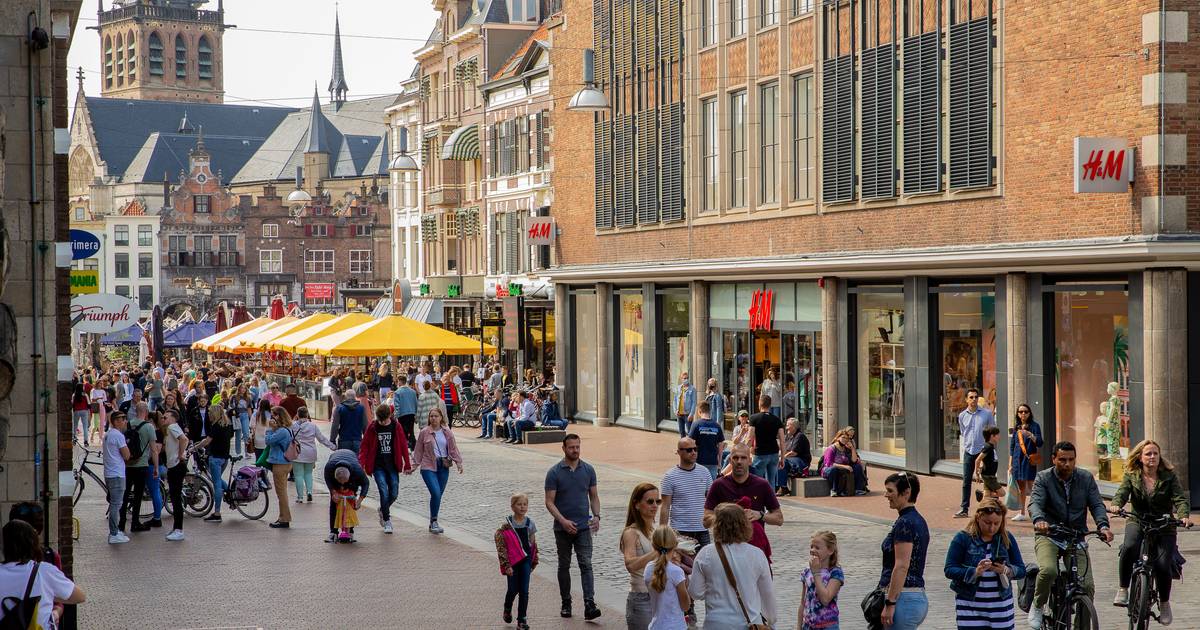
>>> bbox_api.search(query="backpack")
[0,561,40,630]
[124,420,149,461]
[283,426,301,462]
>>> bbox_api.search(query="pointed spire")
[328,7,349,109]
[306,84,329,154]
[76,66,85,94]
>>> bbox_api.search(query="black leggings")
[167,462,187,531]
[1118,520,1177,600]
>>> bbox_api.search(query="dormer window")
[508,0,538,22]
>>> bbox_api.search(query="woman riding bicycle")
[1108,439,1191,625]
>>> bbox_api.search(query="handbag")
[1018,429,1042,467]
[861,587,887,630]
[713,543,769,630]
[1005,476,1022,511]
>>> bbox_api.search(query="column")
[555,283,575,418]
[821,277,839,446]
[641,283,661,431]
[1005,273,1028,414]
[691,281,710,382]
[1143,269,1188,485]
[595,282,613,427]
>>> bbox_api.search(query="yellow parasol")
[266,312,374,353]
[191,317,271,352]
[294,315,498,357]
[229,313,336,353]
[209,316,298,353]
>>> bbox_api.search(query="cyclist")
[1108,439,1191,626]
[1027,441,1112,629]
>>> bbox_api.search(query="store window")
[574,292,598,415]
[663,292,691,421]
[938,289,997,462]
[857,290,906,456]
[1054,287,1130,481]
[619,293,645,420]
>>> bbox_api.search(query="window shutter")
[488,211,499,274]
[614,115,636,227]
[902,30,941,194]
[305,225,312,237]
[329,225,336,238]
[504,212,520,274]
[594,0,610,85]
[821,54,854,203]
[949,16,992,189]
[636,108,659,225]
[594,119,613,229]
[535,112,546,169]
[660,102,684,222]
[517,115,529,172]
[860,43,896,200]
[488,124,498,177]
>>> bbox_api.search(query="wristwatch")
[884,599,897,607]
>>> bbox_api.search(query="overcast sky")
[69,0,438,108]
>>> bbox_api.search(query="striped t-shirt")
[661,464,713,532]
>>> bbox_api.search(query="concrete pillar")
[691,281,710,382]
[1005,273,1028,410]
[555,283,575,418]
[1143,269,1188,486]
[821,278,839,446]
[595,282,613,426]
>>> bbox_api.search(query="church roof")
[122,131,265,184]
[328,11,349,100]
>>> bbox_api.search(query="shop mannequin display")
[1103,382,1122,455]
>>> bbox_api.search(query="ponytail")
[650,553,670,593]
[648,526,679,593]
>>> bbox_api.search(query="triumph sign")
[70,293,140,334]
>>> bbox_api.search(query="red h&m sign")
[525,216,555,246]
[1073,137,1133,193]
[748,289,774,331]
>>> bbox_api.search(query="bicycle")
[71,440,109,508]
[1038,524,1108,630]
[1110,509,1192,630]
[161,446,215,518]
[452,385,484,429]
[218,455,271,520]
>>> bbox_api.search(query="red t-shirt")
[704,473,780,562]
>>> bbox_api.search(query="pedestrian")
[955,387,996,518]
[821,429,868,497]
[507,390,537,444]
[102,413,131,544]
[330,388,367,453]
[416,380,447,431]
[720,410,753,474]
[687,401,725,479]
[71,383,90,443]
[280,383,306,419]
[776,417,812,496]
[645,526,690,630]
[748,395,784,481]
[160,410,189,541]
[145,370,164,413]
[540,391,567,429]
[159,391,182,427]
[688,503,776,629]
[231,384,252,457]
[358,404,413,534]
[118,402,157,534]
[704,443,783,563]
[878,472,930,630]
[439,372,461,425]
[973,426,1005,502]
[672,371,696,437]
[1109,439,1191,624]
[944,498,1025,630]
[412,407,463,534]
[761,367,782,419]
[293,407,336,504]
[376,362,394,400]
[660,437,713,548]
[88,377,109,445]
[196,403,234,523]
[797,530,844,630]
[1007,403,1042,521]
[262,382,283,407]
[323,449,370,543]
[544,433,602,620]
[250,398,271,458]
[0,520,85,629]
[143,411,165,529]
[495,492,539,630]
[704,378,725,427]
[621,482,661,629]
[264,406,296,529]
[392,374,418,449]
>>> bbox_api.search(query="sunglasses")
[978,507,1004,516]
[644,498,663,505]
[1017,409,1031,415]
[679,447,697,453]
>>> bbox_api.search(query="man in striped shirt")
[660,437,714,549]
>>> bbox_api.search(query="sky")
[68,0,439,108]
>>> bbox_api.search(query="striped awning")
[441,124,480,161]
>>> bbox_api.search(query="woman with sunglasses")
[944,498,1026,629]
[1007,403,1042,521]
[620,482,661,630]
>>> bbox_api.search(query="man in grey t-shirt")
[544,434,601,621]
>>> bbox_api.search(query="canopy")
[191,317,271,351]
[232,313,335,353]
[441,124,479,160]
[211,316,298,353]
[294,315,497,357]
[163,321,216,348]
[101,324,144,346]
[266,312,373,353]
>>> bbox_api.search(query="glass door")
[936,290,996,462]
[721,330,750,429]
[781,333,824,451]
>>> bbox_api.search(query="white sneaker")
[1012,513,1029,522]
[383,520,394,534]
[165,529,185,542]
[1113,588,1129,607]
[108,533,129,544]
[1159,601,1172,625]
[1027,607,1044,629]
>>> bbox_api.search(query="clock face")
[196,173,207,184]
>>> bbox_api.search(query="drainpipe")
[27,11,51,550]
[1158,0,1166,233]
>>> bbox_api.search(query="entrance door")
[721,330,750,427]
[780,333,824,451]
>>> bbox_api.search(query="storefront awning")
[402,297,443,325]
[441,124,480,161]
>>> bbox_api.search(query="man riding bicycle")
[1027,441,1113,629]
[1108,438,1191,626]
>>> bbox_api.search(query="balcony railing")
[168,252,242,267]
[99,4,224,25]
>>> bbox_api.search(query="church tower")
[97,0,229,103]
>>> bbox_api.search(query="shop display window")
[663,293,691,421]
[857,291,906,456]
[619,294,645,419]
[938,290,997,462]
[574,293,598,414]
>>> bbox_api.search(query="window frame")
[701,98,719,211]
[759,81,780,204]
[113,225,129,247]
[194,195,211,214]
[731,0,747,37]
[791,73,814,201]
[259,249,282,274]
[114,253,129,278]
[137,252,153,278]
[701,0,719,46]
[729,90,748,208]
[760,0,779,28]
[304,249,335,274]
[262,223,279,238]
[349,249,373,274]
[137,224,153,247]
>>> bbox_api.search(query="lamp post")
[567,49,610,112]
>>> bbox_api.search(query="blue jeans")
[482,412,497,438]
[752,452,779,481]
[542,418,567,430]
[677,414,690,437]
[373,468,400,520]
[770,406,781,419]
[338,439,361,454]
[776,456,810,488]
[146,466,164,519]
[208,456,227,512]
[512,419,535,443]
[890,591,928,630]
[420,462,450,521]
[235,412,250,456]
[505,557,532,622]
[106,476,125,536]
[148,398,161,412]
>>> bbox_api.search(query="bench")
[523,429,566,444]
[788,474,832,498]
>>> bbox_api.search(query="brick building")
[549,0,1199,501]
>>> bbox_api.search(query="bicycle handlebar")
[1110,508,1192,531]
[1045,523,1110,545]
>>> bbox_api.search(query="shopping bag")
[1005,477,1022,511]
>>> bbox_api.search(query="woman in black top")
[879,472,930,630]
[196,403,235,523]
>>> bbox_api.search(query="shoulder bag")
[1018,429,1042,467]
[713,543,768,630]
[860,587,887,630]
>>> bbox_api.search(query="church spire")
[307,85,329,155]
[328,8,349,110]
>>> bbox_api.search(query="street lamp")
[567,49,609,112]
[389,127,419,172]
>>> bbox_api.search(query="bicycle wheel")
[181,474,214,517]
[1070,594,1100,630]
[234,487,270,520]
[1128,572,1151,630]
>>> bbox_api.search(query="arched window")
[198,36,213,80]
[103,36,113,88]
[126,32,137,81]
[148,32,164,77]
[114,32,124,86]
[175,35,187,79]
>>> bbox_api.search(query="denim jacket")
[943,530,1027,600]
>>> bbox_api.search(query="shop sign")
[507,282,523,296]
[346,298,358,309]
[69,229,101,260]
[70,293,139,334]
[69,269,100,295]
[502,296,524,349]
[524,215,555,246]
[448,284,461,298]
[215,277,235,287]
[1073,137,1133,193]
[420,283,430,296]
[748,289,774,331]
[304,283,334,299]
[392,279,411,313]
[496,283,509,298]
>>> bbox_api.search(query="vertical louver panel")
[615,116,637,227]
[595,119,613,229]
[660,102,684,222]
[535,112,545,169]
[488,211,499,274]
[636,0,655,69]
[821,55,854,203]
[949,16,993,189]
[487,124,498,177]
[660,0,682,61]
[860,43,896,200]
[902,30,941,194]
[613,0,632,75]
[636,109,659,225]
[595,0,611,84]
[504,212,521,274]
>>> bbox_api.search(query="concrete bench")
[788,474,832,498]
[523,429,566,444]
